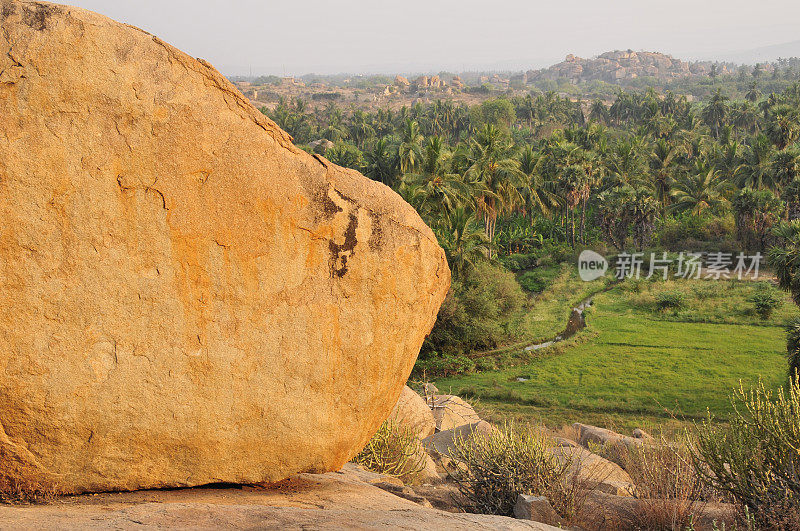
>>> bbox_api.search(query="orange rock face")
[0,0,449,495]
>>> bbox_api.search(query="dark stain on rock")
[1,3,15,20]
[305,181,342,222]
[19,2,60,31]
[321,190,342,219]
[329,212,358,278]
[368,211,383,252]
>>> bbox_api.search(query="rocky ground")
[0,387,735,529]
[0,465,552,530]
[377,386,736,530]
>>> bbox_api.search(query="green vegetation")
[448,423,577,519]
[291,60,800,529]
[654,290,686,311]
[749,281,783,318]
[352,420,426,484]
[280,67,800,442]
[415,263,609,378]
[435,278,795,431]
[268,79,800,373]
[693,376,800,527]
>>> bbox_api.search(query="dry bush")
[0,476,58,505]
[692,377,800,528]
[587,432,730,530]
[618,440,708,530]
[446,423,588,521]
[550,423,580,443]
[352,420,426,484]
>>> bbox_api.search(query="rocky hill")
[528,50,734,83]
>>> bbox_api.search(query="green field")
[435,275,796,434]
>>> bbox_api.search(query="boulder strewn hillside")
[0,0,449,495]
[529,50,734,83]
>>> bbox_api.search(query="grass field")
[435,274,797,434]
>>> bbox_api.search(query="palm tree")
[348,110,374,149]
[400,137,467,219]
[745,82,762,103]
[518,145,558,221]
[773,147,800,192]
[765,104,800,150]
[736,134,776,190]
[363,139,398,187]
[434,207,490,278]
[561,164,590,247]
[420,136,449,176]
[517,94,536,130]
[701,89,729,138]
[769,220,800,376]
[464,124,525,253]
[669,169,731,215]
[605,138,645,187]
[730,102,760,135]
[398,119,423,174]
[649,138,682,208]
[589,100,609,124]
[628,186,660,250]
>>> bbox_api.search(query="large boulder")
[388,386,436,440]
[0,1,449,495]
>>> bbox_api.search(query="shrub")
[413,352,476,378]
[693,283,716,301]
[447,423,580,519]
[748,282,783,319]
[424,262,526,355]
[499,252,539,272]
[518,271,547,293]
[657,214,737,253]
[352,420,426,484]
[621,278,646,294]
[692,377,800,527]
[655,291,685,311]
[0,476,58,504]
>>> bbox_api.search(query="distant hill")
[527,50,733,84]
[711,40,800,65]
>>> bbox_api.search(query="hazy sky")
[64,0,800,76]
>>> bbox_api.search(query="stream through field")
[523,296,594,352]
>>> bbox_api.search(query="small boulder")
[388,386,436,440]
[372,482,433,508]
[573,423,644,450]
[307,138,335,153]
[414,448,442,485]
[547,446,635,497]
[431,395,481,431]
[421,421,495,458]
[513,495,561,526]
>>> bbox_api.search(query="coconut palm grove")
[256,73,800,525]
[262,75,800,366]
